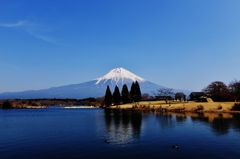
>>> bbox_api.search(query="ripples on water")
[0,107,240,159]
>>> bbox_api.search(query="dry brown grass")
[109,101,237,113]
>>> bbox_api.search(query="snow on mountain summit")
[95,67,146,85]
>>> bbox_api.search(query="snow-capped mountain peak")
[95,67,146,85]
[0,67,192,99]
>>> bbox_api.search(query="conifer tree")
[104,85,112,106]
[135,81,142,102]
[130,82,136,102]
[121,84,130,104]
[130,81,142,102]
[113,85,121,105]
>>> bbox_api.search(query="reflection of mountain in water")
[104,109,142,142]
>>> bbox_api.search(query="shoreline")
[106,101,240,113]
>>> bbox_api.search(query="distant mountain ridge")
[0,68,191,99]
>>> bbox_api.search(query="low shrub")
[32,102,41,106]
[196,105,204,111]
[217,105,222,110]
[231,103,240,111]
[2,101,13,109]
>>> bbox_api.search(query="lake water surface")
[0,107,240,159]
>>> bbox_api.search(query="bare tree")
[155,88,174,103]
[141,93,150,100]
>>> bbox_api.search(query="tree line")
[2,79,239,109]
[104,81,142,106]
[202,80,240,102]
[0,97,98,109]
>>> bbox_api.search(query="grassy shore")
[108,101,240,113]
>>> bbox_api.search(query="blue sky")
[0,0,240,93]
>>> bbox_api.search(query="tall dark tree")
[202,81,230,101]
[121,84,130,104]
[135,81,142,102]
[130,81,142,102]
[104,85,112,106]
[130,82,136,102]
[113,85,121,105]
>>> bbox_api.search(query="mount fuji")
[0,68,191,99]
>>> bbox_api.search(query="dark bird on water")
[173,145,178,149]
[105,140,110,143]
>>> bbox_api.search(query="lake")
[0,107,240,159]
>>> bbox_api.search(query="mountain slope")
[0,68,191,99]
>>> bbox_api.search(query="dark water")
[0,107,240,159]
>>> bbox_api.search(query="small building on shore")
[189,92,207,102]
